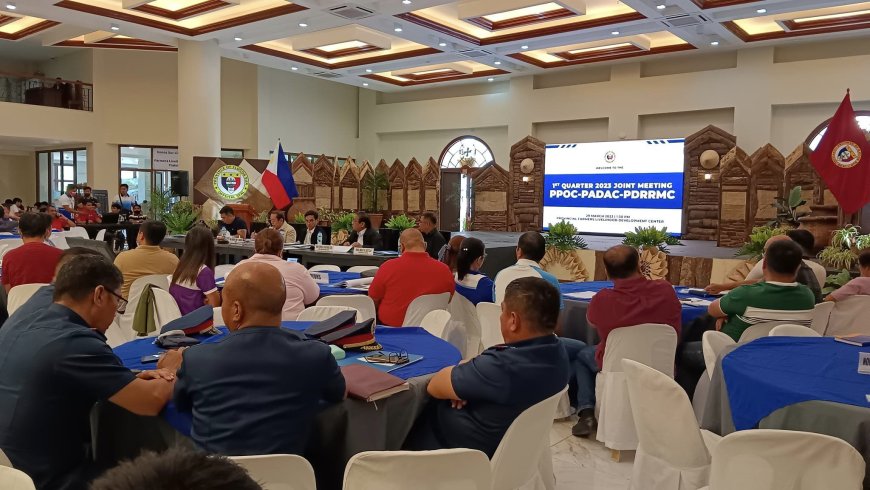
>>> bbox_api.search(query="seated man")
[218,205,248,239]
[492,231,562,305]
[418,211,446,259]
[301,210,327,245]
[113,220,179,299]
[406,276,569,457]
[343,213,382,250]
[0,254,179,490]
[706,234,822,300]
[2,212,63,292]
[48,205,76,230]
[174,262,346,456]
[76,200,102,224]
[826,250,870,302]
[368,229,455,326]
[567,245,681,437]
[709,239,816,342]
[267,210,296,244]
[55,184,77,213]
[127,204,147,224]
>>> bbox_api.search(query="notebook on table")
[340,364,409,402]
[835,335,870,347]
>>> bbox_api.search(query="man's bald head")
[763,234,790,253]
[221,262,286,330]
[603,245,641,280]
[400,228,426,252]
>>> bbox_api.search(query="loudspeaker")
[170,171,189,196]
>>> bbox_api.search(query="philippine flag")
[262,141,298,209]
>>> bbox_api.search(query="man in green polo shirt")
[709,240,815,342]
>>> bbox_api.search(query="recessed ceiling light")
[494,61,501,65]
[710,41,719,46]
[363,83,369,86]
[521,45,529,50]
[656,4,666,10]
[402,0,411,4]
[298,22,308,27]
[394,23,403,32]
[756,8,767,14]
[5,2,15,10]
[291,66,298,70]
[487,77,494,82]
[438,41,447,47]
[234,36,243,41]
[110,24,120,31]
[611,31,620,35]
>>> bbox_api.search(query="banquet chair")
[0,239,22,256]
[347,266,378,274]
[298,305,360,322]
[0,465,35,490]
[768,324,821,337]
[150,288,182,334]
[49,235,69,250]
[0,243,9,259]
[0,448,11,466]
[699,430,865,490]
[6,283,49,315]
[213,307,226,327]
[476,302,504,349]
[825,295,870,337]
[736,308,814,343]
[343,449,491,490]
[317,295,377,323]
[117,274,171,340]
[63,227,89,240]
[403,292,450,326]
[104,320,128,348]
[623,359,721,490]
[419,310,451,338]
[703,331,736,381]
[214,264,236,281]
[230,454,316,490]
[309,264,341,272]
[490,386,567,490]
[596,324,678,458]
[810,301,835,335]
[95,229,106,242]
[448,293,483,358]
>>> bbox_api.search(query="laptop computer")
[101,213,120,224]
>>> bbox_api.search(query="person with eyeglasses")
[0,254,182,490]
[453,237,494,305]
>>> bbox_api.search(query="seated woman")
[240,228,320,320]
[439,235,464,272]
[453,237,493,305]
[169,226,221,315]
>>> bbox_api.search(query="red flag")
[810,90,870,214]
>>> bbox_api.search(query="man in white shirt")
[55,185,78,213]
[301,210,326,245]
[492,232,563,306]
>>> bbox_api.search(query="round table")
[101,322,461,490]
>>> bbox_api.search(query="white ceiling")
[2,0,870,91]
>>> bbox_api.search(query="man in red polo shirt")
[569,245,681,437]
[2,212,63,292]
[368,228,454,326]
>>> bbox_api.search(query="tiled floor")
[550,417,634,490]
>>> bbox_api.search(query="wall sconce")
[704,173,712,181]
[522,176,530,183]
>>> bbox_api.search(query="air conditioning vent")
[662,13,708,28]
[328,4,376,20]
[312,71,343,79]
[457,49,494,58]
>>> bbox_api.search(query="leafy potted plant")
[622,226,683,280]
[251,210,270,234]
[540,220,591,281]
[163,200,200,236]
[383,214,417,251]
[818,225,870,270]
[768,185,808,229]
[735,226,787,261]
[330,211,355,245]
[293,212,306,224]
[362,170,388,230]
[822,269,853,296]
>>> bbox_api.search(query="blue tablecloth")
[113,321,461,435]
[722,337,870,430]
[560,280,709,327]
[216,271,365,296]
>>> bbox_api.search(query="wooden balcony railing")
[0,72,93,112]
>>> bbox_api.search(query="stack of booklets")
[834,335,870,346]
[341,364,409,402]
[334,277,374,289]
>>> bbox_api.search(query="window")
[220,149,245,159]
[439,136,494,169]
[119,146,174,203]
[808,112,870,150]
[36,148,87,203]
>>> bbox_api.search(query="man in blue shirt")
[0,254,178,490]
[406,276,569,457]
[174,261,346,456]
[218,205,249,238]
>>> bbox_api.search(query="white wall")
[0,153,35,203]
[38,49,93,83]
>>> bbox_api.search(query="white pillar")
[178,39,221,192]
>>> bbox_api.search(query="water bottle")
[317,232,322,245]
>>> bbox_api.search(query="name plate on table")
[859,352,870,375]
[310,272,330,284]
[354,247,374,256]
[315,244,333,253]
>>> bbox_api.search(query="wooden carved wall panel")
[338,158,360,210]
[406,158,423,215]
[683,125,736,240]
[291,153,314,200]
[510,136,545,231]
[358,160,375,212]
[312,154,335,210]
[375,160,392,212]
[389,159,407,213]
[749,144,785,228]
[422,157,440,212]
[471,162,511,231]
[784,143,816,213]
[718,146,751,247]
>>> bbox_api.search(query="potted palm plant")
[540,220,590,281]
[330,212,355,245]
[622,226,683,280]
[362,170,388,230]
[383,214,416,251]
